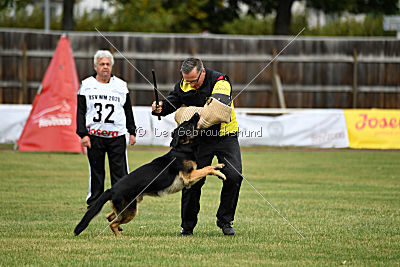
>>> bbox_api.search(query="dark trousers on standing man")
[86,135,129,208]
[181,134,243,231]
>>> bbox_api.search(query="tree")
[161,0,239,33]
[0,0,32,10]
[62,0,75,31]
[274,0,295,35]
[236,0,296,35]
[104,0,239,33]
[306,0,399,15]
[238,0,399,35]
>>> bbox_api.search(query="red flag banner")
[18,35,83,152]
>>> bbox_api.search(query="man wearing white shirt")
[76,50,136,209]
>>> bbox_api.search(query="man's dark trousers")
[86,135,128,208]
[181,135,242,230]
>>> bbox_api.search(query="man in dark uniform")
[152,57,242,236]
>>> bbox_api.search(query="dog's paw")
[213,170,226,180]
[212,163,225,170]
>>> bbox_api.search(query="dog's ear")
[170,129,180,148]
[190,113,200,124]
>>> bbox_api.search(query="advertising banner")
[17,36,83,152]
[236,110,349,148]
[344,109,400,149]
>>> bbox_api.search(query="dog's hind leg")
[106,211,116,222]
[107,211,125,233]
[106,211,121,236]
[107,200,139,237]
[109,221,122,236]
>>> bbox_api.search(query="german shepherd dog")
[74,113,226,236]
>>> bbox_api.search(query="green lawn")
[0,147,399,266]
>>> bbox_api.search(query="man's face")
[94,57,112,81]
[182,68,205,90]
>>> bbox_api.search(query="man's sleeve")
[210,77,232,105]
[197,77,233,129]
[76,94,88,138]
[152,83,182,117]
[124,92,137,136]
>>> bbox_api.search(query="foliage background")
[0,0,398,36]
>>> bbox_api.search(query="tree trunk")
[273,0,294,35]
[62,0,75,31]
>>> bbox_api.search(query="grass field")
[0,146,399,266]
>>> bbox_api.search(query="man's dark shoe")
[217,220,235,235]
[180,228,193,236]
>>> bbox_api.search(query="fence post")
[271,48,286,108]
[271,48,278,108]
[352,48,358,108]
[18,42,28,104]
[22,42,28,104]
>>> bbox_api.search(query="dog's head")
[170,113,200,149]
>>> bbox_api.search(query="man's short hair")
[94,50,114,66]
[180,58,203,74]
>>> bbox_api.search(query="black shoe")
[217,220,235,235]
[118,226,123,232]
[180,228,193,236]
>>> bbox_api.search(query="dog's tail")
[74,189,112,236]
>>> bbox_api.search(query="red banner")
[18,36,83,153]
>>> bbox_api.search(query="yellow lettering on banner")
[344,109,400,149]
[212,80,231,96]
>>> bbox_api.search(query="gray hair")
[94,50,114,66]
[180,58,203,74]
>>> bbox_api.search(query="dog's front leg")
[186,164,226,184]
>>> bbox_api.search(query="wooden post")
[22,42,28,104]
[122,35,134,105]
[271,48,286,108]
[271,48,278,108]
[352,48,358,108]
[18,42,28,104]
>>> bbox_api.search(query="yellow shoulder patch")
[212,80,231,96]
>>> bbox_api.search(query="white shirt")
[78,76,128,138]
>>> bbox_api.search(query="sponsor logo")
[87,126,119,137]
[311,131,346,145]
[32,100,72,128]
[355,113,400,130]
[38,114,72,128]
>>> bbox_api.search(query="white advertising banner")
[0,105,349,148]
[0,105,32,144]
[235,110,349,148]
[133,106,176,146]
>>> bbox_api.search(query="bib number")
[93,103,115,123]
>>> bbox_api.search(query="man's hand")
[81,136,91,149]
[152,101,163,114]
[129,135,136,146]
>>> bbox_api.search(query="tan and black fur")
[74,113,225,236]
